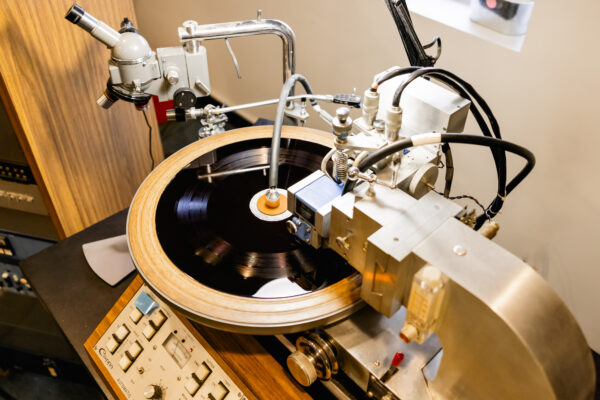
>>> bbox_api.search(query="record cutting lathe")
[66,3,595,399]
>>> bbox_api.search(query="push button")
[209,382,229,400]
[129,308,143,324]
[127,341,143,360]
[114,324,130,342]
[142,324,156,340]
[106,337,119,354]
[119,356,132,371]
[184,375,201,396]
[196,361,212,382]
[149,310,167,329]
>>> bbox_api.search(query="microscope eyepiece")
[64,4,120,48]
[65,4,85,24]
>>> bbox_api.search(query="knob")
[143,384,163,399]
[96,92,117,109]
[336,106,350,122]
[287,351,318,387]
[173,88,197,108]
[166,70,180,85]
[332,107,352,139]
[286,220,298,234]
[287,333,338,387]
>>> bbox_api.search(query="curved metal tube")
[179,18,296,83]
[269,74,314,190]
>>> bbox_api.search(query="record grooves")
[155,138,353,298]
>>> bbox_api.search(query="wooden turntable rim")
[127,126,363,334]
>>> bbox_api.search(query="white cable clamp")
[411,133,442,146]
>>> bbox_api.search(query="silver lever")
[347,166,396,197]
[224,38,242,79]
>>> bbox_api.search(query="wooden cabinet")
[0,0,162,239]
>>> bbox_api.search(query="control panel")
[0,232,52,296]
[86,277,249,400]
[1,264,34,296]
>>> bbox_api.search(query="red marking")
[486,0,498,9]
[392,352,405,367]
[152,95,174,124]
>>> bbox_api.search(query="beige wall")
[134,0,600,351]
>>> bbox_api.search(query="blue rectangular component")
[135,291,158,315]
[295,175,344,212]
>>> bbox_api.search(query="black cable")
[373,67,499,142]
[440,143,453,197]
[388,68,502,140]
[392,68,436,106]
[351,134,533,193]
[430,188,489,219]
[447,194,488,216]
[372,66,421,89]
[377,66,507,227]
[371,66,511,226]
[429,72,507,227]
[426,69,506,227]
[383,0,434,67]
[142,109,155,171]
[343,134,535,228]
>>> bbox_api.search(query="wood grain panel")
[0,0,163,238]
[195,324,314,400]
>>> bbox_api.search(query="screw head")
[453,245,467,256]
[347,166,360,181]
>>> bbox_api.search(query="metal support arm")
[178,14,296,84]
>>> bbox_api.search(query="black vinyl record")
[155,138,353,298]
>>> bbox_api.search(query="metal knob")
[332,107,352,139]
[335,106,350,123]
[287,351,318,387]
[265,188,281,208]
[166,70,180,85]
[286,220,298,235]
[143,384,163,399]
[287,333,338,387]
[96,92,117,109]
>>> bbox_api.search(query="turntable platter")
[128,126,363,334]
[156,145,354,298]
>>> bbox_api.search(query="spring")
[332,150,349,181]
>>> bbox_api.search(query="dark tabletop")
[20,209,132,400]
